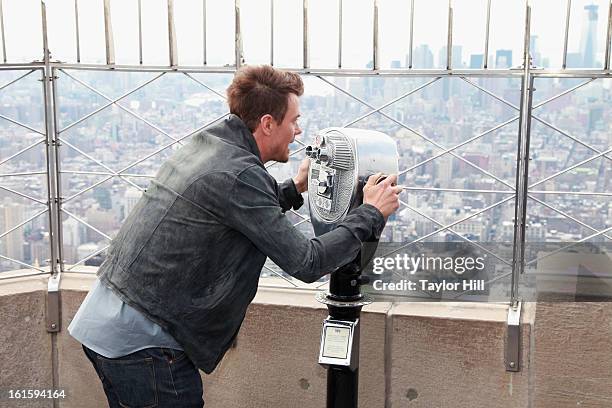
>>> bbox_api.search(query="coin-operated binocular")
[306,128,398,408]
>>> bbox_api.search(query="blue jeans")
[82,345,204,407]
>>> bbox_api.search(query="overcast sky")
[3,0,611,69]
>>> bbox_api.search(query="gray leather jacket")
[98,114,385,373]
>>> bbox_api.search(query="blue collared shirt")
[68,278,182,358]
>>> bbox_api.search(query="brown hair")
[226,65,304,132]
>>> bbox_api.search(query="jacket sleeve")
[275,178,304,213]
[223,165,385,283]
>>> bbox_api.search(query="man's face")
[269,93,302,163]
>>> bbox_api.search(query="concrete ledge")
[0,273,556,408]
[387,302,534,407]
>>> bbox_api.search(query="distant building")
[0,202,25,262]
[580,4,598,67]
[469,54,484,69]
[495,50,513,68]
[410,45,434,69]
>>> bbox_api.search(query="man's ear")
[259,114,274,136]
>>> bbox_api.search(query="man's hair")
[226,65,304,132]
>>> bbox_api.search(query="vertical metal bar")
[303,0,309,69]
[41,2,63,336]
[562,0,572,69]
[446,0,453,70]
[203,0,207,65]
[270,0,274,66]
[338,0,343,68]
[510,0,532,307]
[235,0,242,68]
[138,0,143,64]
[373,0,379,70]
[484,0,491,68]
[74,0,81,63]
[50,69,63,274]
[167,0,178,67]
[0,0,6,63]
[408,0,414,68]
[103,0,115,65]
[604,0,612,70]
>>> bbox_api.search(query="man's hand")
[363,173,402,219]
[292,158,310,194]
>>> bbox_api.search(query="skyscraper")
[469,54,484,69]
[409,45,434,69]
[495,50,513,68]
[580,4,598,67]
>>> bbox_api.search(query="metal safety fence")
[0,0,609,315]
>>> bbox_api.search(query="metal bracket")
[46,273,61,333]
[505,301,522,372]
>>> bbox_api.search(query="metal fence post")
[41,1,62,333]
[506,0,533,373]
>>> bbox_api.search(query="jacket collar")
[217,114,262,163]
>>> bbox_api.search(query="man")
[69,65,401,407]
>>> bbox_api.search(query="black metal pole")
[325,262,364,408]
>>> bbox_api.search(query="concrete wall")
[1,272,611,407]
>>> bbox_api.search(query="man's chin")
[275,151,290,163]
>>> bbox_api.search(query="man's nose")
[295,126,302,136]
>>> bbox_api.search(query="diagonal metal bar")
[115,112,230,175]
[531,116,612,162]
[526,224,612,266]
[59,71,166,133]
[399,198,512,266]
[263,263,299,287]
[529,190,612,197]
[462,76,612,162]
[0,112,45,135]
[0,171,46,177]
[0,253,45,272]
[317,75,516,190]
[461,77,520,110]
[183,72,227,100]
[61,170,155,178]
[62,208,112,241]
[292,218,311,228]
[451,270,513,299]
[532,78,596,109]
[63,173,123,203]
[527,194,612,241]
[378,195,515,259]
[0,270,51,280]
[398,115,519,181]
[0,139,45,168]
[265,145,308,169]
[0,208,47,241]
[289,208,310,221]
[529,145,612,189]
[0,184,46,204]
[342,77,441,127]
[401,186,514,194]
[67,244,109,271]
[315,279,329,289]
[59,138,144,193]
[0,70,35,92]
[58,70,184,147]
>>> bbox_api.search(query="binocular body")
[306,127,399,236]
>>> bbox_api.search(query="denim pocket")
[96,355,158,408]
